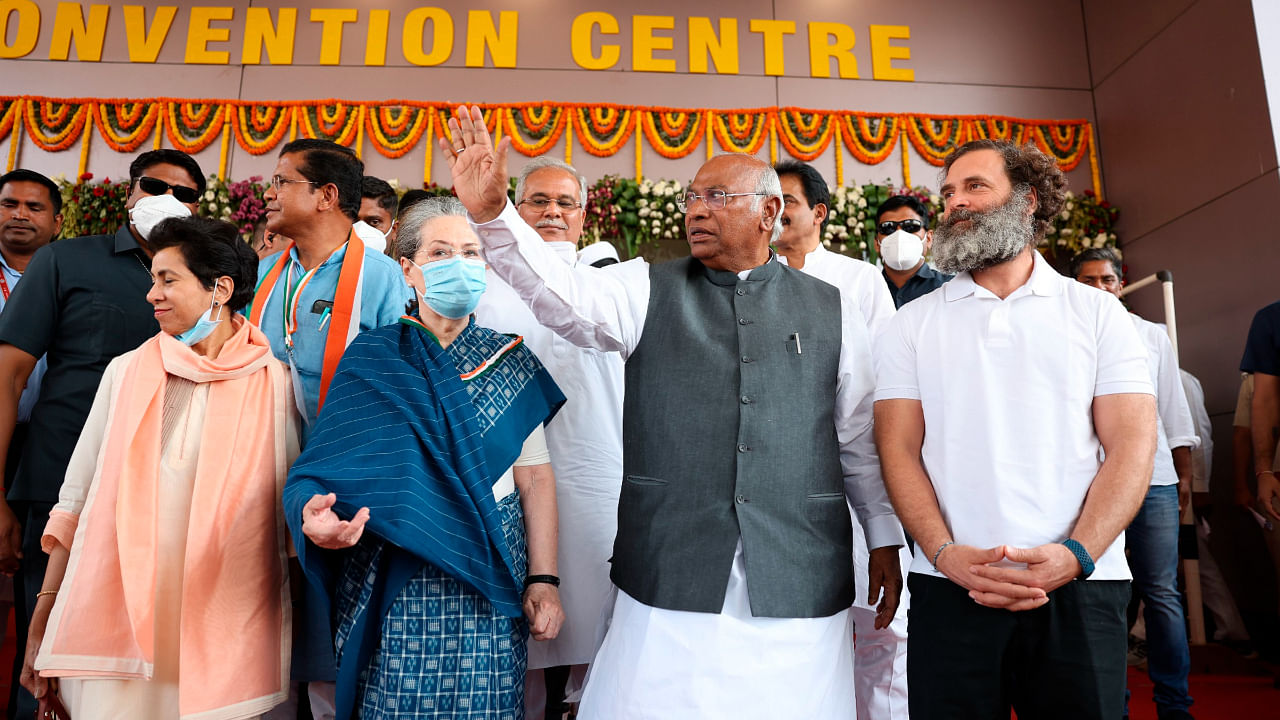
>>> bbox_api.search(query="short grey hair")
[753,162,784,244]
[395,196,469,260]
[515,157,588,205]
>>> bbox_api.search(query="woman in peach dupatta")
[19,217,299,720]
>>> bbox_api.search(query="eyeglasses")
[676,190,767,213]
[876,219,926,236]
[136,176,200,204]
[420,247,483,263]
[269,175,318,191]
[519,197,582,212]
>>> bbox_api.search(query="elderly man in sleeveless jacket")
[440,106,904,719]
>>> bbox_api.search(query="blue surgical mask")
[418,257,487,319]
[174,295,225,346]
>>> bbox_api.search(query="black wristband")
[524,574,560,588]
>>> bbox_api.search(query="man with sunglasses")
[773,161,911,720]
[0,149,203,718]
[474,156,625,720]
[444,105,903,720]
[874,196,953,309]
[774,161,896,340]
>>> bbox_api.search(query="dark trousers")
[9,500,53,720]
[907,572,1130,720]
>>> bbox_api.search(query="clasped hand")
[301,493,370,549]
[936,543,1082,611]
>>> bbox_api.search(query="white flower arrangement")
[635,178,685,244]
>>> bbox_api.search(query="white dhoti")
[850,508,912,720]
[578,543,856,720]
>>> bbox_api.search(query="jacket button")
[735,494,747,504]
[736,288,746,296]
[741,356,752,363]
[738,318,749,325]
[741,395,752,404]
[737,443,748,453]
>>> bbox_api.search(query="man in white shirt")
[774,161,896,339]
[443,105,904,720]
[1072,247,1199,720]
[474,156,625,720]
[774,159,910,720]
[875,140,1157,719]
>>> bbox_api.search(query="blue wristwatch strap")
[1061,538,1095,579]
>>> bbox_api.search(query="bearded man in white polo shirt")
[874,140,1158,720]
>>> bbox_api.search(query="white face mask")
[880,229,925,271]
[129,193,192,241]
[352,220,390,253]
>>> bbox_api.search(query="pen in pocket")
[318,306,332,330]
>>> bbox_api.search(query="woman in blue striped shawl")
[284,197,566,720]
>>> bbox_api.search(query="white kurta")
[785,243,911,720]
[476,242,625,669]
[1129,313,1200,486]
[471,203,904,719]
[777,244,896,343]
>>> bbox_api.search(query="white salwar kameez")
[470,203,904,720]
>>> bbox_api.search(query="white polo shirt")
[875,251,1153,581]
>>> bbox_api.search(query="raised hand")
[437,105,512,224]
[301,493,370,550]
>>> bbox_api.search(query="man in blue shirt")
[250,139,408,719]
[874,195,953,308]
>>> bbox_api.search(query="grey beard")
[932,192,1035,274]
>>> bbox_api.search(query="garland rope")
[0,96,1101,195]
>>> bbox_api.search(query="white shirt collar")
[943,249,1062,302]
[775,242,829,267]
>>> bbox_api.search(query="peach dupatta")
[36,320,293,720]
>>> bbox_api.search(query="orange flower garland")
[93,101,159,153]
[0,96,1102,197]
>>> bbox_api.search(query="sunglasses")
[136,176,200,204]
[877,219,926,236]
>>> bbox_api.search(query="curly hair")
[941,140,1067,238]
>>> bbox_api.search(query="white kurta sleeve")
[1150,327,1200,451]
[471,201,650,359]
[836,293,906,550]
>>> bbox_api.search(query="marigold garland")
[298,102,360,146]
[711,111,769,154]
[365,104,430,159]
[839,114,900,165]
[903,115,966,166]
[572,107,635,157]
[93,101,159,153]
[967,117,1027,145]
[504,105,568,156]
[235,104,293,155]
[0,96,1101,197]
[1030,123,1088,172]
[640,110,705,159]
[24,99,91,152]
[776,110,835,161]
[164,101,226,153]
